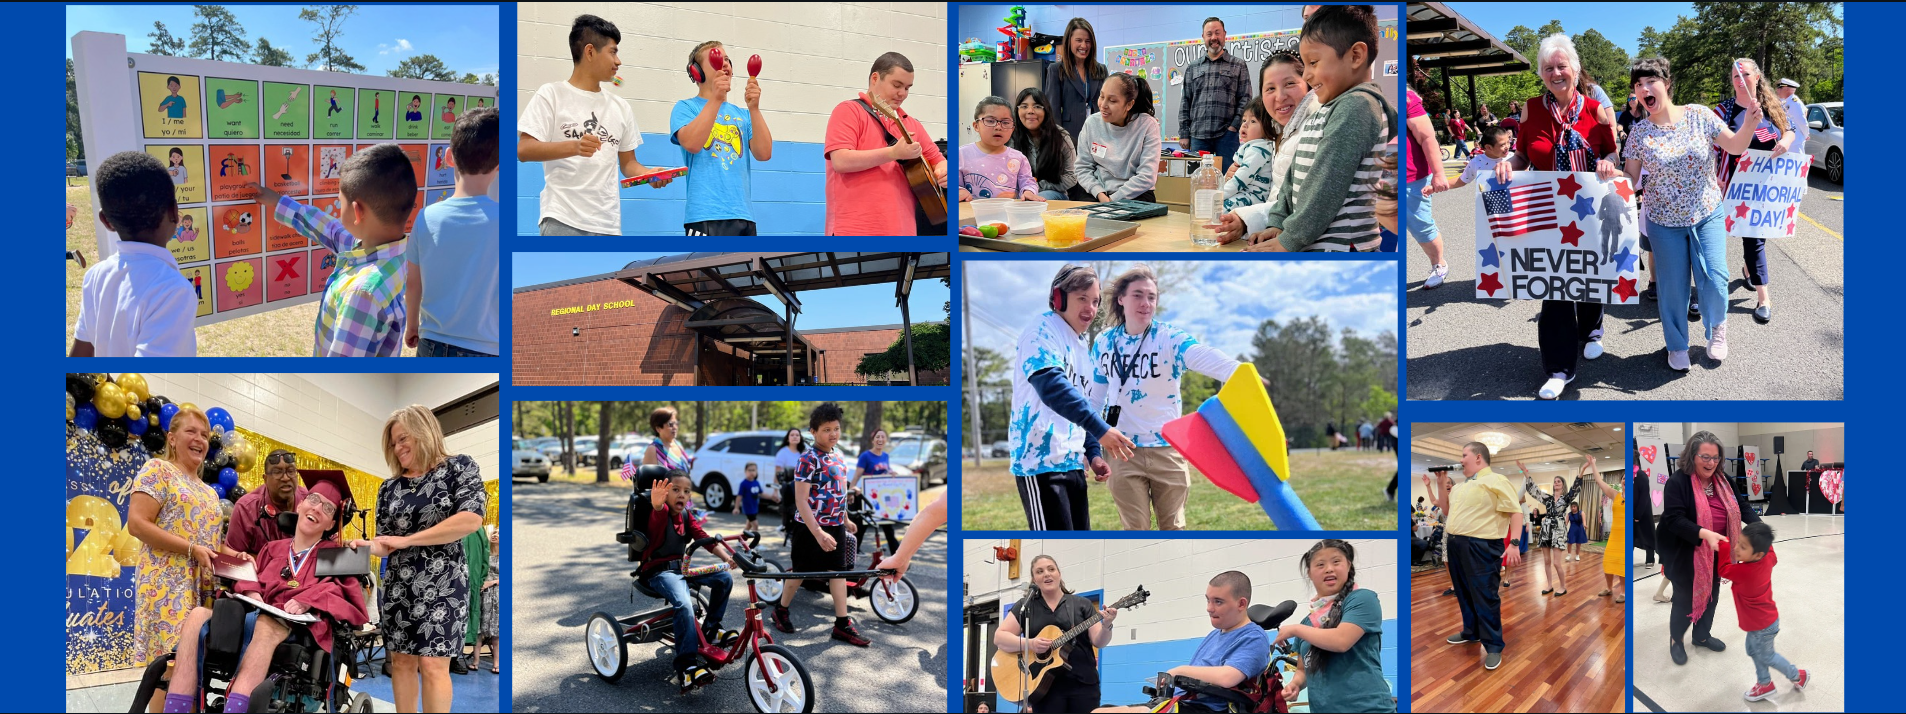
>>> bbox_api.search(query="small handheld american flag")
[1483,180,1559,238]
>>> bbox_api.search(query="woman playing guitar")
[823,51,950,236]
[992,554,1119,712]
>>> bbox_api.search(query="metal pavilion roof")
[1407,2,1530,78]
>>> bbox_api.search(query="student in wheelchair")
[1095,572,1271,713]
[144,470,370,713]
[624,464,745,688]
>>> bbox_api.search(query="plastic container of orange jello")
[1042,209,1089,247]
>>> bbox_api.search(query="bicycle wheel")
[745,643,815,713]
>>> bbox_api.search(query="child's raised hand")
[744,76,761,109]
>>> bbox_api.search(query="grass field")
[961,449,1397,531]
[65,182,416,357]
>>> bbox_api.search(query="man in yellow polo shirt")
[1428,441,1526,671]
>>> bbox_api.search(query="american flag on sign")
[1482,181,1558,237]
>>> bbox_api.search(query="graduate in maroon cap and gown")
[160,470,370,713]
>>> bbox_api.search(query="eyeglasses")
[976,117,1011,128]
[1696,454,1723,464]
[304,492,337,518]
[266,453,297,466]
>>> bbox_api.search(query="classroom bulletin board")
[1103,20,1398,143]
[73,32,497,328]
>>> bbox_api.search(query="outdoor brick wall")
[513,278,922,386]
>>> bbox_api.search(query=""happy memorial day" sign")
[1722,148,1813,239]
[1474,172,1641,305]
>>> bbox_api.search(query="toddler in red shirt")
[1722,522,1810,702]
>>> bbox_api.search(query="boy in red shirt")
[823,52,948,236]
[1722,522,1810,701]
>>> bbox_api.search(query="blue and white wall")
[516,2,948,235]
[963,538,1397,713]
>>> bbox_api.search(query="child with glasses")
[960,96,1045,202]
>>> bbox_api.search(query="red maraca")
[748,54,763,77]
[707,46,726,76]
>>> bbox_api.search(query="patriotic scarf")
[1712,97,1780,193]
[1688,468,1744,625]
[1544,90,1594,172]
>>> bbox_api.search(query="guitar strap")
[854,98,943,231]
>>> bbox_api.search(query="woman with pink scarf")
[1656,430,1761,665]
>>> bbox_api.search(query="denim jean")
[1038,189,1068,201]
[1648,204,1729,351]
[640,568,733,668]
[1745,618,1799,686]
[417,337,497,358]
[1452,138,1472,159]
[1405,177,1440,243]
[1185,131,1240,169]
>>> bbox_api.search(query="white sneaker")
[1425,264,1449,289]
[1668,350,1691,372]
[1583,329,1605,360]
[1538,372,1574,400]
[1708,322,1729,361]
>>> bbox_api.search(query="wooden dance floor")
[1410,551,1625,713]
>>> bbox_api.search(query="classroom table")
[957,200,1248,252]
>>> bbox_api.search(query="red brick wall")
[514,279,911,386]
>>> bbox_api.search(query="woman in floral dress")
[354,406,487,713]
[127,407,253,667]
[1523,463,1583,596]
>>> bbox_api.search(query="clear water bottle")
[1190,152,1223,246]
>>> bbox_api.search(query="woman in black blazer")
[1656,431,1760,665]
[1044,18,1107,144]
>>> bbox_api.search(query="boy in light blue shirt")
[406,106,500,357]
[670,40,774,236]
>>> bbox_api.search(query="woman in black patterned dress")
[354,405,488,713]
[1523,462,1583,597]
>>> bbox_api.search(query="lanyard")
[1109,325,1152,395]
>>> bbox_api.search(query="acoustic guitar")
[990,585,1151,704]
[859,91,949,226]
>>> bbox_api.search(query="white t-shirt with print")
[1458,152,1512,185]
[520,81,642,235]
[1087,321,1242,448]
[1010,311,1095,478]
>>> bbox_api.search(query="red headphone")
[1050,264,1085,312]
[687,46,726,84]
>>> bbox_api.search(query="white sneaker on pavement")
[1538,372,1574,400]
[1708,322,1729,361]
[1425,264,1449,289]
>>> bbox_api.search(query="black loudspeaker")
[1774,436,1785,454]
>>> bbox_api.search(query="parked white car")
[687,431,804,512]
[1803,102,1843,184]
[511,439,550,483]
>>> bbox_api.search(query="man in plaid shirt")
[254,143,416,356]
[1180,17,1253,166]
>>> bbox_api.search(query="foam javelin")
[1159,363,1320,530]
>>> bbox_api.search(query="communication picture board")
[74,31,497,328]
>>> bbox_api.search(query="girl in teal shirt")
[1276,539,1395,713]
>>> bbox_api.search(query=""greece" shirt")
[1088,321,1242,448]
[1010,311,1095,477]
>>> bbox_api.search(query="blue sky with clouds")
[962,261,1397,358]
[65,5,498,78]
[512,253,954,332]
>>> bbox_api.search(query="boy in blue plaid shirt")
[253,143,415,356]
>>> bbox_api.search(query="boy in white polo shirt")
[70,151,198,357]
[517,14,672,236]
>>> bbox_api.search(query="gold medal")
[286,578,299,589]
